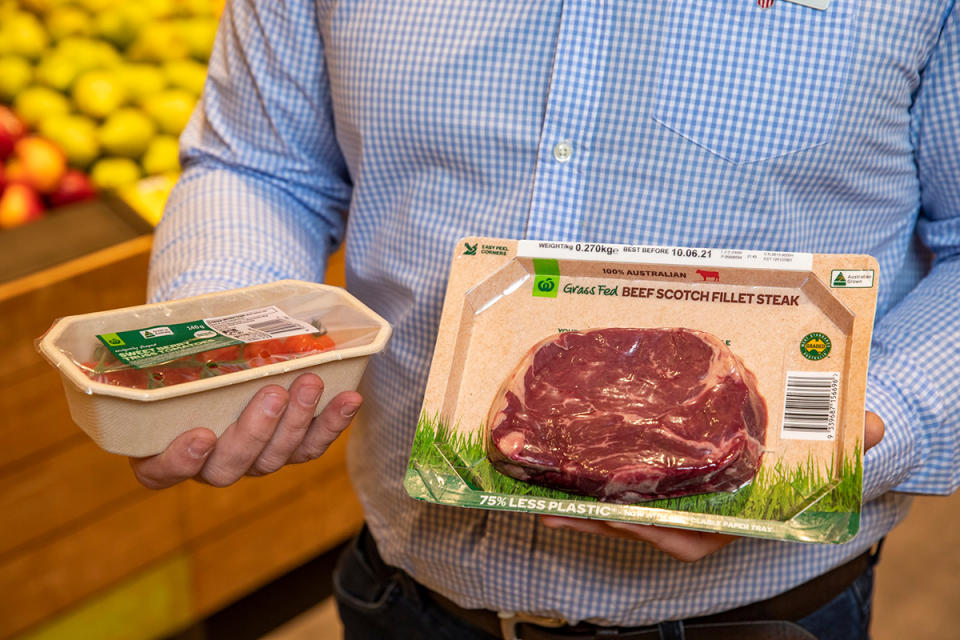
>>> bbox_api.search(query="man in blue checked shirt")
[132,1,959,639]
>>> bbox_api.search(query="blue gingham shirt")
[150,0,960,626]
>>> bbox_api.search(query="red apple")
[0,106,26,161]
[47,169,98,208]
[11,136,67,194]
[0,183,45,229]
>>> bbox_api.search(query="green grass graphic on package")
[405,411,862,543]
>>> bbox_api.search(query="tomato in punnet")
[147,364,206,387]
[197,345,245,374]
[282,333,336,353]
[83,361,150,389]
[242,338,288,368]
[83,333,338,389]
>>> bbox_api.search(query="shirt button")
[553,140,573,163]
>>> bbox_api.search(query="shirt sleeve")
[863,4,960,500]
[148,0,351,303]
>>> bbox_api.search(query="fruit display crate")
[0,193,152,285]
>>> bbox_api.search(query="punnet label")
[98,306,319,368]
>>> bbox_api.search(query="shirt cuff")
[864,358,955,499]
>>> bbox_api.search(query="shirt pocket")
[653,0,858,165]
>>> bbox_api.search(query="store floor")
[261,493,960,640]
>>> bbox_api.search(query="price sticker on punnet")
[37,281,392,457]
[405,238,879,543]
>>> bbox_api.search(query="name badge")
[783,0,829,10]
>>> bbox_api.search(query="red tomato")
[96,367,150,389]
[198,345,242,363]
[197,345,246,375]
[146,364,205,387]
[82,333,338,389]
[242,338,288,368]
[282,333,336,355]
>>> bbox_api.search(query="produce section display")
[0,0,219,230]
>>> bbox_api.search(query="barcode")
[780,371,840,441]
[248,320,304,335]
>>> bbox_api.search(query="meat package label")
[405,238,879,543]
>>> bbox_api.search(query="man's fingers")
[864,411,885,451]
[606,521,736,562]
[540,515,736,563]
[289,390,362,463]
[198,385,289,486]
[130,379,363,489]
[130,428,217,490]
[249,373,325,475]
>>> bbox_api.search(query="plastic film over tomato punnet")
[36,280,392,456]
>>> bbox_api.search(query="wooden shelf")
[0,234,358,640]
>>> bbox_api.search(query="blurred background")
[0,1,956,639]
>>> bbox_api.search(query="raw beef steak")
[486,328,767,502]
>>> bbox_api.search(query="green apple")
[141,135,180,175]
[94,5,150,50]
[178,17,219,62]
[72,70,129,119]
[39,114,99,168]
[13,86,71,129]
[0,56,33,103]
[114,63,167,101]
[90,156,141,190]
[99,108,156,158]
[2,12,50,61]
[182,0,218,17]
[45,6,94,41]
[73,0,115,13]
[141,0,175,19]
[128,21,189,63]
[141,89,197,135]
[20,0,73,13]
[34,53,81,92]
[54,37,121,73]
[163,59,207,96]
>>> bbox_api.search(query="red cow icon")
[696,269,720,282]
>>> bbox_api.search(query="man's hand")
[129,372,361,490]
[541,411,886,562]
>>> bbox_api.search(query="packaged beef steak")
[405,237,879,543]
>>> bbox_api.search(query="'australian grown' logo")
[800,332,832,360]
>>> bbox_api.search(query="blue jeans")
[333,531,875,640]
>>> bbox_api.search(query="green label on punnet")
[96,305,320,368]
[97,320,238,368]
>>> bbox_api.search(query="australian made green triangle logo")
[833,272,847,287]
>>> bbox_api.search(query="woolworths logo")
[532,258,560,298]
